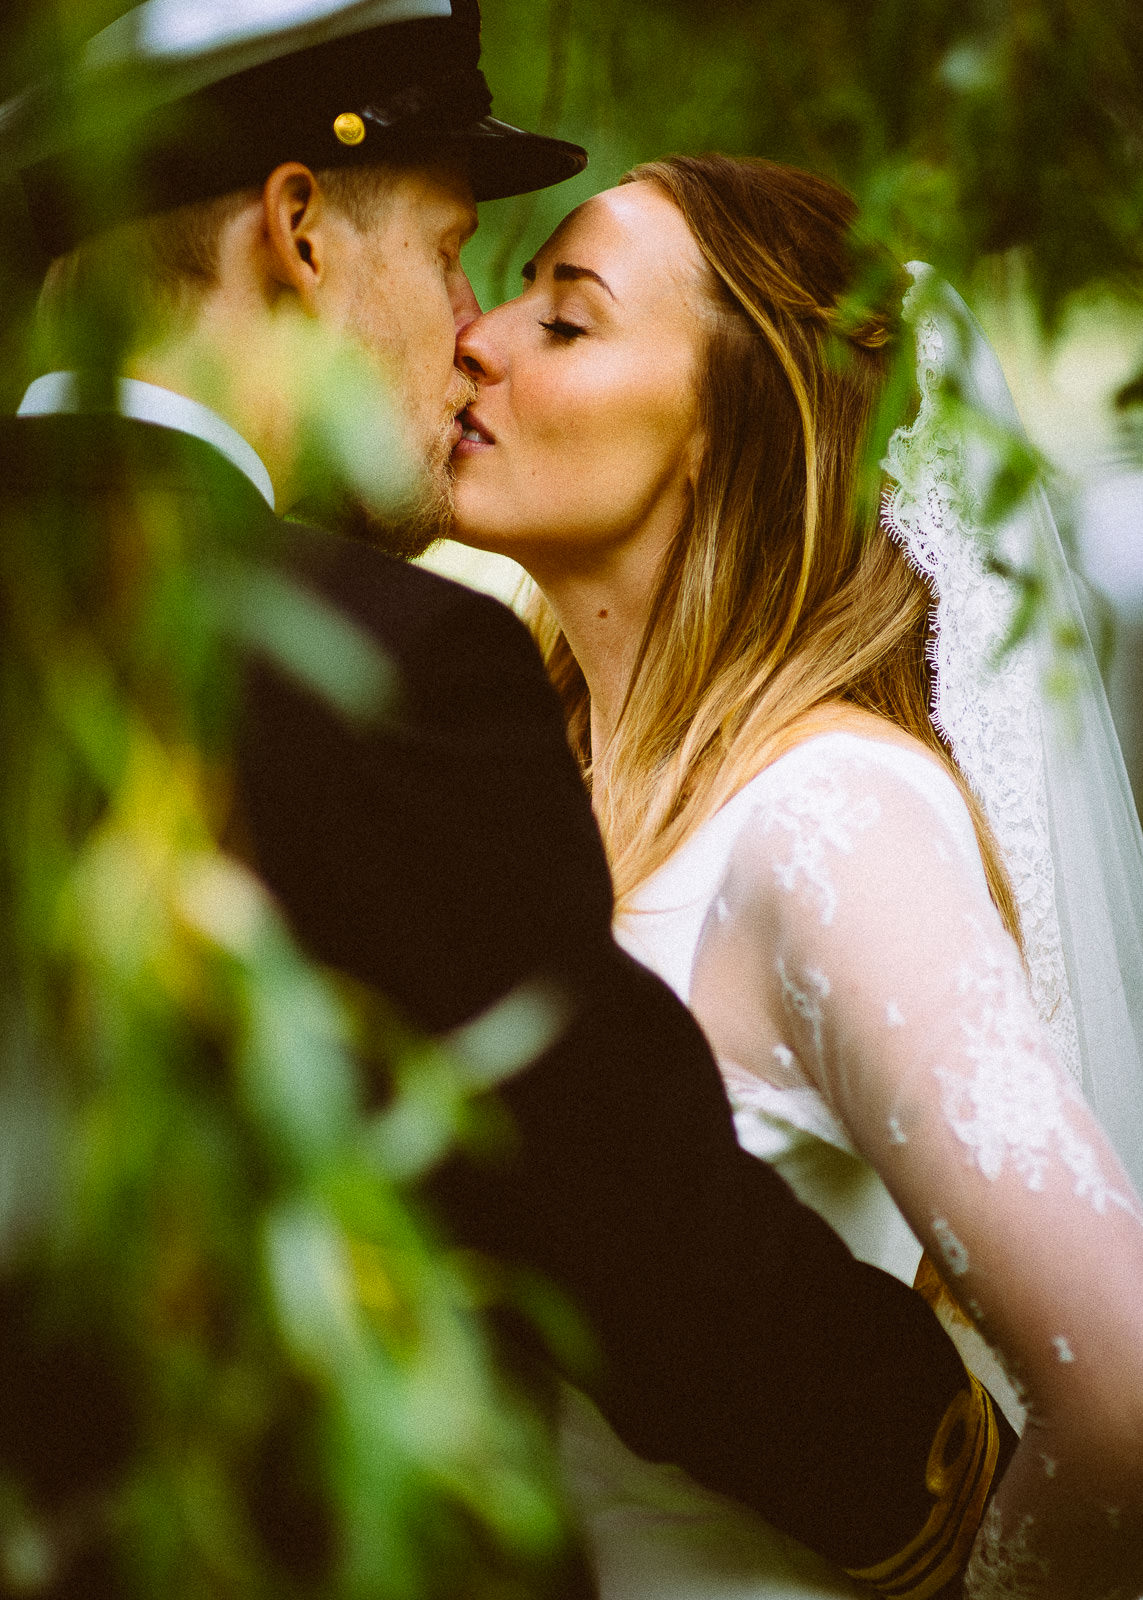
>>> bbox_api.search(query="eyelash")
[539,318,587,342]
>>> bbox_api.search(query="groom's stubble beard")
[335,370,476,559]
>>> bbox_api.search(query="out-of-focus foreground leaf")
[0,5,573,1594]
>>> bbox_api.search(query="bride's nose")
[455,310,507,386]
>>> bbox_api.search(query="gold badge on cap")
[333,112,366,146]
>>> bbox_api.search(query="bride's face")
[450,181,711,567]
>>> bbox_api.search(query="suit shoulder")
[281,524,533,663]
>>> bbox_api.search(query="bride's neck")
[528,542,660,760]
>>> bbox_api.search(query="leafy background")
[0,3,1141,1596]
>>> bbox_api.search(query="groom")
[1,2,1012,1594]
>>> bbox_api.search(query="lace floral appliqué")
[965,1506,1050,1600]
[932,1216,970,1275]
[752,770,880,928]
[966,1505,1132,1600]
[936,931,1132,1214]
[776,957,831,1075]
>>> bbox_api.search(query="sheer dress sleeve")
[688,737,1143,1600]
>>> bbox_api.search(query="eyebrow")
[522,259,616,299]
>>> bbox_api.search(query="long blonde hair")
[528,154,1020,939]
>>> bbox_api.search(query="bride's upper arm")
[690,745,1143,1479]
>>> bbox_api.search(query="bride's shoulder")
[725,706,987,901]
[741,705,954,800]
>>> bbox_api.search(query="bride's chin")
[447,492,511,555]
[448,495,563,566]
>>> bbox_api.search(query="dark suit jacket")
[0,412,1013,1595]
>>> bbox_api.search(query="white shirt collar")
[17,372,276,510]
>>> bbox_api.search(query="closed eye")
[540,317,587,342]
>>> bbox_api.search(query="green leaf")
[202,557,395,729]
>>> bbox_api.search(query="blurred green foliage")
[0,354,569,1596]
[0,5,576,1594]
[0,0,1140,1593]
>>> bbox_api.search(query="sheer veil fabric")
[882,265,1143,1196]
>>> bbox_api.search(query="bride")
[448,155,1143,1598]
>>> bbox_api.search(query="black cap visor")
[432,116,587,202]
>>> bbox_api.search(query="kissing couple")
[5,1,1143,1597]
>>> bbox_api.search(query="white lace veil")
[881,263,1143,1196]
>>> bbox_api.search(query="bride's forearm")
[965,1425,1143,1600]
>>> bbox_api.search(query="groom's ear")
[261,163,330,313]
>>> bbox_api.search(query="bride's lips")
[453,406,495,460]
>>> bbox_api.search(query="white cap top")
[84,0,451,96]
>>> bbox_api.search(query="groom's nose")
[451,269,482,336]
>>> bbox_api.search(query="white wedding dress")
[559,729,1140,1599]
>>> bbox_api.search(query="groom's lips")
[454,406,495,457]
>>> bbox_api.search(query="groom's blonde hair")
[527,154,1019,939]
